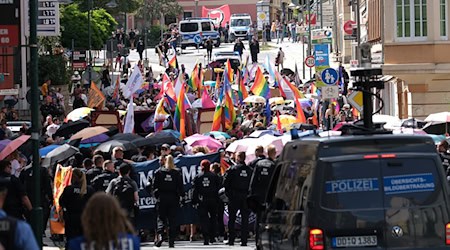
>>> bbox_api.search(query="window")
[180,23,198,32]
[441,0,448,37]
[396,0,427,39]
[183,12,192,19]
[201,22,212,31]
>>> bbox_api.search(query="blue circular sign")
[193,34,202,45]
[321,68,339,85]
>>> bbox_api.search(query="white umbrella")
[424,112,450,123]
[243,95,266,104]
[231,84,250,92]
[191,99,202,108]
[226,135,283,164]
[372,114,402,129]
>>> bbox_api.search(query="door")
[381,156,449,249]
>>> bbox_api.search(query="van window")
[231,18,251,27]
[272,161,312,211]
[180,23,198,32]
[382,158,443,207]
[321,159,384,210]
[201,22,213,31]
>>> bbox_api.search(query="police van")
[229,13,252,42]
[257,134,450,249]
[179,18,220,49]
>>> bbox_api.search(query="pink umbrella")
[226,135,284,164]
[184,133,223,152]
[0,135,31,160]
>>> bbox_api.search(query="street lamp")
[194,0,199,17]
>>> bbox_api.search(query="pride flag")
[250,67,270,99]
[188,63,201,91]
[174,83,189,139]
[112,75,120,99]
[263,55,278,87]
[282,77,306,123]
[237,70,248,104]
[168,54,179,69]
[224,59,233,84]
[212,76,236,131]
[154,98,169,132]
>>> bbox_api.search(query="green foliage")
[75,0,142,16]
[136,0,182,24]
[60,4,117,50]
[146,25,164,47]
[38,55,71,85]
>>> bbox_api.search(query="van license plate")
[332,236,377,247]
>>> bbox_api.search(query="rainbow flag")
[224,59,233,84]
[212,76,235,131]
[250,67,270,99]
[188,63,200,91]
[310,82,318,94]
[168,54,178,69]
[283,77,306,123]
[174,83,189,139]
[237,70,248,104]
[112,75,120,100]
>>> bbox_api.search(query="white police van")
[229,13,252,42]
[179,18,220,49]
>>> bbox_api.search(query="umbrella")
[249,130,282,138]
[80,134,109,144]
[226,135,283,164]
[96,140,137,153]
[204,131,231,139]
[191,99,202,109]
[204,80,216,87]
[424,112,450,123]
[0,135,31,160]
[54,119,90,139]
[66,107,94,122]
[134,131,179,148]
[39,144,61,157]
[288,98,312,108]
[184,133,223,152]
[70,126,109,141]
[269,97,285,105]
[372,114,402,129]
[401,118,426,128]
[272,115,297,129]
[392,128,427,135]
[231,85,250,92]
[423,122,450,135]
[110,133,142,141]
[41,144,79,168]
[0,139,11,152]
[243,96,266,104]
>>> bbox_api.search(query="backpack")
[0,216,17,249]
[112,178,135,210]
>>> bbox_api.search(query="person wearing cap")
[160,144,172,157]
[192,160,221,245]
[339,103,354,122]
[223,151,253,246]
[0,162,39,249]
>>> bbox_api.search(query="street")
[44,240,255,249]
[119,39,315,80]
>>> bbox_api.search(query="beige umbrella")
[243,95,266,104]
[70,126,109,141]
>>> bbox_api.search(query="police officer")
[193,160,221,245]
[91,160,118,192]
[223,151,253,246]
[85,155,104,184]
[153,155,183,248]
[247,145,265,170]
[249,145,277,249]
[0,174,39,249]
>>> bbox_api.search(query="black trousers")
[228,196,250,244]
[251,52,258,63]
[198,199,218,242]
[217,202,225,237]
[157,197,179,244]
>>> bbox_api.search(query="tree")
[136,0,182,26]
[60,4,117,50]
[75,0,142,16]
[38,54,71,85]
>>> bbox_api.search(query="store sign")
[0,25,18,46]
[73,50,87,69]
[38,0,60,36]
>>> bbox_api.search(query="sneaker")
[228,241,234,246]
[155,239,163,247]
[203,241,210,245]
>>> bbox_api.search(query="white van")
[229,13,252,42]
[179,18,221,49]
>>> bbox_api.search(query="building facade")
[382,0,450,119]
[177,0,259,21]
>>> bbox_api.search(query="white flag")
[123,96,135,133]
[123,65,144,98]
[174,76,183,97]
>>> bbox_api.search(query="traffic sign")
[348,91,363,112]
[321,68,338,85]
[344,20,356,35]
[193,34,202,45]
[305,56,315,68]
[321,86,339,99]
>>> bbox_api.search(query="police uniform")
[152,167,184,247]
[59,184,94,242]
[248,155,266,170]
[91,170,118,192]
[223,162,253,246]
[85,166,103,185]
[193,170,221,244]
[249,157,275,248]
